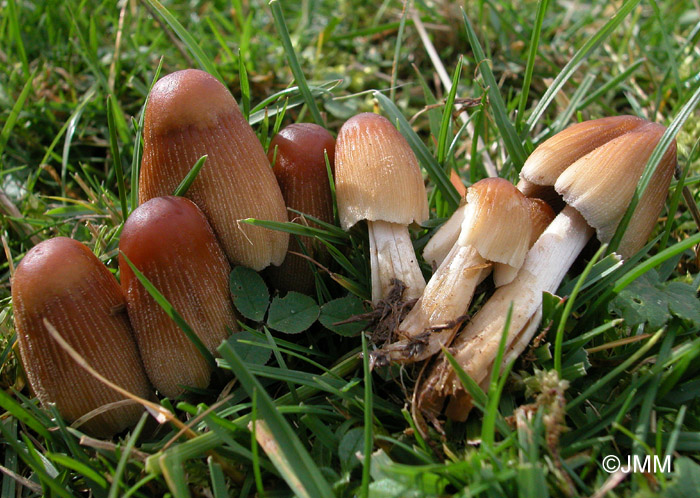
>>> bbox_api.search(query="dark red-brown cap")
[119,196,237,398]
[12,237,151,437]
[266,123,335,293]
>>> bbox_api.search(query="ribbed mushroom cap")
[521,115,647,187]
[459,178,532,269]
[335,113,428,230]
[267,123,335,294]
[269,123,335,220]
[119,196,237,398]
[554,122,676,257]
[12,237,151,437]
[139,69,288,271]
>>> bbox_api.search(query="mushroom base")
[372,243,489,365]
[417,205,594,421]
[368,220,426,304]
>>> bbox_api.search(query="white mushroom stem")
[422,204,467,268]
[374,243,490,363]
[368,220,426,303]
[419,205,594,419]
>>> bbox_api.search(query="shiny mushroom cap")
[140,69,289,271]
[267,123,336,294]
[520,115,648,188]
[335,113,428,230]
[119,196,237,398]
[12,237,151,437]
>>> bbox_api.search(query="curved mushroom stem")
[422,204,467,268]
[368,220,426,303]
[417,205,594,420]
[372,243,489,364]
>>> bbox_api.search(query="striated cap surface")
[12,237,151,437]
[267,123,336,293]
[521,115,647,187]
[459,178,532,268]
[555,122,676,255]
[120,196,237,398]
[335,113,428,230]
[140,69,289,270]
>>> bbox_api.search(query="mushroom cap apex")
[335,112,428,229]
[145,69,237,133]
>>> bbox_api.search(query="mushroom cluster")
[10,65,677,439]
[11,69,294,437]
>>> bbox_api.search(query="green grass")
[1,0,700,497]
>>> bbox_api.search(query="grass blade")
[6,0,29,76]
[525,0,642,131]
[120,252,216,370]
[462,9,528,168]
[107,95,128,219]
[436,57,463,165]
[554,244,606,375]
[482,304,513,449]
[218,341,334,498]
[173,155,207,197]
[0,69,37,159]
[268,0,325,127]
[131,57,164,211]
[608,82,700,253]
[108,413,149,498]
[360,334,373,498]
[239,51,251,121]
[516,0,550,132]
[142,0,224,83]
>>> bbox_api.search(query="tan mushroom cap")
[12,237,151,437]
[140,69,288,271]
[119,196,237,398]
[459,178,532,269]
[555,122,676,257]
[335,113,428,230]
[520,115,647,188]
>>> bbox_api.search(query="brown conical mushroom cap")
[267,123,336,294]
[617,134,676,257]
[335,112,428,230]
[140,69,288,271]
[12,237,151,437]
[554,122,676,255]
[119,196,237,398]
[521,115,647,188]
[459,178,532,269]
[269,122,335,221]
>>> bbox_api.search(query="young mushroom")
[374,179,540,364]
[335,112,429,303]
[139,69,289,271]
[119,196,238,398]
[418,120,677,421]
[266,123,336,294]
[12,237,152,437]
